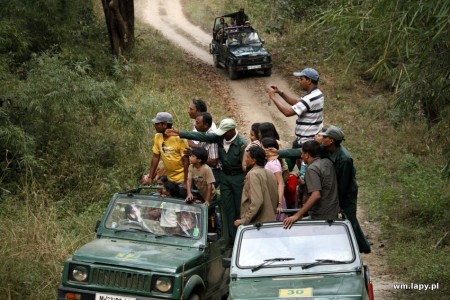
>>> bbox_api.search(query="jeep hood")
[229,274,365,299]
[72,238,203,273]
[229,46,270,58]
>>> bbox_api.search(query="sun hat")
[293,68,320,81]
[215,118,237,136]
[152,112,173,124]
[318,125,345,141]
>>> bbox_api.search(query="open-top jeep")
[210,16,272,80]
[57,187,230,300]
[224,219,375,300]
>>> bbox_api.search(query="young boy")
[186,147,216,206]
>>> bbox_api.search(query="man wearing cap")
[141,112,189,186]
[267,67,324,146]
[319,125,371,253]
[166,118,248,243]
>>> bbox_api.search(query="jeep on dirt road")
[57,186,231,300]
[210,16,272,80]
[223,219,375,300]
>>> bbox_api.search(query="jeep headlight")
[70,265,89,282]
[154,276,173,293]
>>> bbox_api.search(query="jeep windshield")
[226,30,262,47]
[105,196,203,239]
[237,224,355,269]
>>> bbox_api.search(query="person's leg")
[226,173,246,243]
[219,173,235,244]
[343,203,371,253]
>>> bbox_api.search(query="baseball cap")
[293,68,320,81]
[318,125,345,141]
[152,112,173,124]
[215,118,237,136]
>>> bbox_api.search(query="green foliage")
[315,0,450,178]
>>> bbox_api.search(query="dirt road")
[135,0,394,298]
[134,0,296,146]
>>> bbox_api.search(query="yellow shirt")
[153,134,188,183]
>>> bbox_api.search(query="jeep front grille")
[242,56,269,65]
[92,268,151,292]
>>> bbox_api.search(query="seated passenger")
[216,18,228,42]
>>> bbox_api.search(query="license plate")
[279,287,313,297]
[247,65,261,70]
[95,293,136,300]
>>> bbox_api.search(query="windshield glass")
[237,224,354,268]
[105,196,203,239]
[226,30,261,46]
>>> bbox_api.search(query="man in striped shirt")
[267,68,324,146]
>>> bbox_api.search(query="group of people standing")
[141,66,371,254]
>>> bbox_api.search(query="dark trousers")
[342,202,371,253]
[220,171,245,244]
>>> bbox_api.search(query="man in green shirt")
[166,118,248,244]
[319,126,371,253]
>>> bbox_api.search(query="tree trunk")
[101,0,134,56]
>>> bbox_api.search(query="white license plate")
[95,293,136,300]
[247,65,261,70]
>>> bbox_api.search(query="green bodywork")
[228,220,371,300]
[58,190,231,300]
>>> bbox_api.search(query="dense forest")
[0,0,448,299]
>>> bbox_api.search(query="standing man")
[234,146,278,226]
[267,68,324,146]
[195,112,221,187]
[141,112,189,186]
[234,7,249,26]
[319,125,371,253]
[283,140,340,229]
[166,118,248,243]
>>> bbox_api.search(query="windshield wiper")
[114,227,151,234]
[154,232,190,239]
[251,257,294,272]
[302,259,347,270]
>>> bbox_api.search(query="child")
[186,147,217,206]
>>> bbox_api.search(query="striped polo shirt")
[291,87,324,144]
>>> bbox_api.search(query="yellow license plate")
[279,287,313,297]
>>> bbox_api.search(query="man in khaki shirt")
[234,146,278,226]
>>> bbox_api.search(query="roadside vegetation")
[0,0,448,299]
[0,1,223,299]
[183,0,449,298]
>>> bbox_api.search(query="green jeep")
[57,187,231,300]
[224,220,374,300]
[210,16,272,80]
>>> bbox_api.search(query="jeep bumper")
[57,286,157,300]
[231,63,272,72]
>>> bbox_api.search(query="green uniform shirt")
[180,131,248,171]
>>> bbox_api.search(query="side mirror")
[94,220,101,232]
[222,257,231,268]
[207,233,218,242]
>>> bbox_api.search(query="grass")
[0,16,227,300]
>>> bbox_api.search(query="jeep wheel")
[228,66,238,80]
[213,54,220,68]
[263,68,272,77]
[188,293,200,300]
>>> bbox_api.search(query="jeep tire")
[228,66,238,80]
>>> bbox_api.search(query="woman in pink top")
[261,137,287,221]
